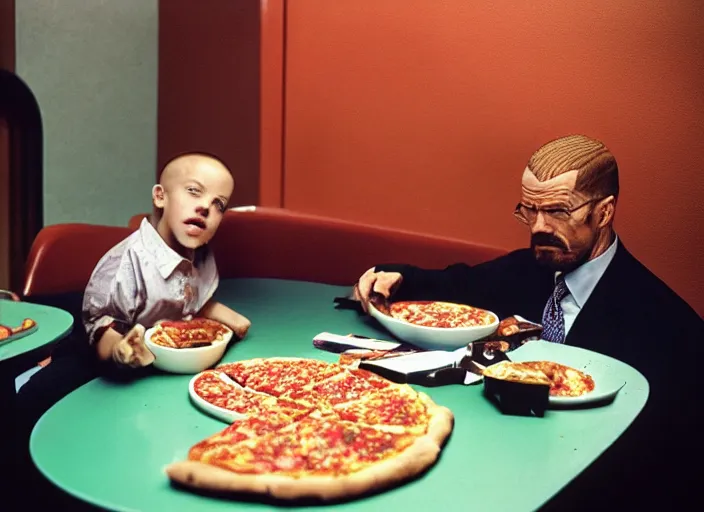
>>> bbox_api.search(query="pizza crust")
[165,396,454,500]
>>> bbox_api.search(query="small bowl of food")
[144,318,233,374]
[368,299,499,351]
[482,360,552,417]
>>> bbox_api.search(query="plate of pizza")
[368,299,499,351]
[144,318,233,373]
[0,318,38,347]
[167,357,454,501]
[484,340,627,406]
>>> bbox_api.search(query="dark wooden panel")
[158,0,261,206]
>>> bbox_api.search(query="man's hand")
[111,324,155,368]
[353,267,403,313]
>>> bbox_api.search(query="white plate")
[507,340,627,406]
[368,301,499,351]
[188,371,249,424]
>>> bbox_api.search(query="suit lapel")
[565,243,630,351]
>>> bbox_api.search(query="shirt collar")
[559,235,619,309]
[138,218,192,279]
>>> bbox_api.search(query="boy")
[13,153,250,507]
[83,153,251,368]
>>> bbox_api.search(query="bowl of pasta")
[144,318,233,373]
[368,299,499,350]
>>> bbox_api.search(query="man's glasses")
[513,197,605,225]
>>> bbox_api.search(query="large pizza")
[166,357,454,500]
[388,300,495,328]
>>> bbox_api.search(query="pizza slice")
[275,366,395,412]
[301,371,379,406]
[12,318,36,333]
[483,360,595,397]
[220,358,345,397]
[0,325,12,340]
[521,361,595,397]
[1,318,37,340]
[332,385,431,436]
[216,359,264,387]
[276,388,335,414]
[389,301,495,328]
[187,417,421,475]
[482,361,552,386]
[152,318,231,349]
[348,368,394,390]
[192,370,310,420]
[188,414,303,462]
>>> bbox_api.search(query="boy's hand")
[198,300,252,340]
[231,315,252,340]
[112,324,155,368]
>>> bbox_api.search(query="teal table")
[1,299,74,507]
[1,299,74,403]
[31,279,649,512]
[0,299,74,364]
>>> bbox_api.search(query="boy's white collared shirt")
[82,218,219,344]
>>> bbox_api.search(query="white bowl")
[368,301,499,351]
[144,325,233,374]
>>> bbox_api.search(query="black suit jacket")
[377,241,704,508]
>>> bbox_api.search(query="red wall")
[158,0,261,206]
[279,0,704,315]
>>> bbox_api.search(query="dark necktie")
[541,274,571,343]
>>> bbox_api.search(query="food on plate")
[521,361,596,397]
[368,291,391,314]
[0,318,37,340]
[483,360,595,397]
[481,340,511,353]
[483,361,552,386]
[13,318,37,333]
[338,349,421,367]
[150,318,230,349]
[167,357,454,500]
[388,301,495,328]
[481,316,543,348]
[495,316,534,337]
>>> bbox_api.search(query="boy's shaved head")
[151,153,235,258]
[159,153,233,190]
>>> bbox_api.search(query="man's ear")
[596,195,615,228]
[152,184,165,208]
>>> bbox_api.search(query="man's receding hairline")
[523,167,579,184]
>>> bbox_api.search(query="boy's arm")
[199,300,251,340]
[83,252,153,368]
[95,326,124,361]
[95,324,154,367]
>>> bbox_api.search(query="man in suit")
[353,134,703,509]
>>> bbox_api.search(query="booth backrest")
[129,207,508,286]
[23,223,134,296]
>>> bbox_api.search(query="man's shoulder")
[476,247,539,271]
[607,244,701,322]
